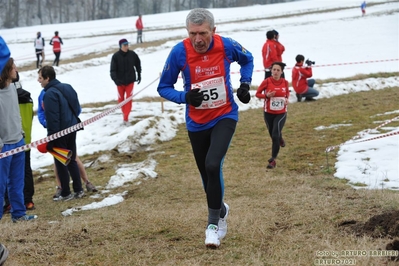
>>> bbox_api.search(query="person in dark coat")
[37,65,84,201]
[110,38,142,125]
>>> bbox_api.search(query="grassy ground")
[1,85,399,265]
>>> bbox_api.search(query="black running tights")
[264,112,287,159]
[188,118,236,210]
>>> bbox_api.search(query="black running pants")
[264,112,287,159]
[188,118,236,210]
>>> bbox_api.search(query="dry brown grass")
[1,86,399,265]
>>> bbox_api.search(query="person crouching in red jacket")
[291,54,319,102]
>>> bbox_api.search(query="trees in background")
[0,0,296,29]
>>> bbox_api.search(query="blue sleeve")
[38,90,47,128]
[0,37,10,73]
[222,37,254,84]
[43,90,61,135]
[157,43,187,104]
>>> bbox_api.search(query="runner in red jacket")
[49,31,63,66]
[262,30,278,79]
[255,62,289,169]
[291,54,319,102]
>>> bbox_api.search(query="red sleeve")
[262,41,278,69]
[291,67,298,90]
[277,42,285,54]
[299,67,312,78]
[261,43,267,69]
[255,79,268,99]
[136,19,143,29]
[269,44,278,64]
[285,80,290,98]
[268,42,278,65]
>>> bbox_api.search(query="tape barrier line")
[0,77,160,160]
[230,58,399,75]
[2,57,397,158]
[346,130,399,145]
[325,115,399,152]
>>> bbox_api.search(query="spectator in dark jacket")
[110,38,142,125]
[37,65,84,201]
[37,88,97,198]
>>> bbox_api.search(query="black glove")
[185,88,204,107]
[137,73,141,84]
[237,83,251,104]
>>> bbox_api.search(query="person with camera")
[291,54,319,102]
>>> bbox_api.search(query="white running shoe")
[205,224,220,248]
[218,203,229,240]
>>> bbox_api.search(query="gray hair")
[186,8,215,30]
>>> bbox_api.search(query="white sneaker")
[205,224,220,248]
[218,203,229,240]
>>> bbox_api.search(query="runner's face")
[187,22,215,54]
[272,65,282,80]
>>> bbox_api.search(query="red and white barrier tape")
[2,58,397,158]
[0,77,160,160]
[230,58,399,75]
[325,115,399,152]
[347,130,399,145]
